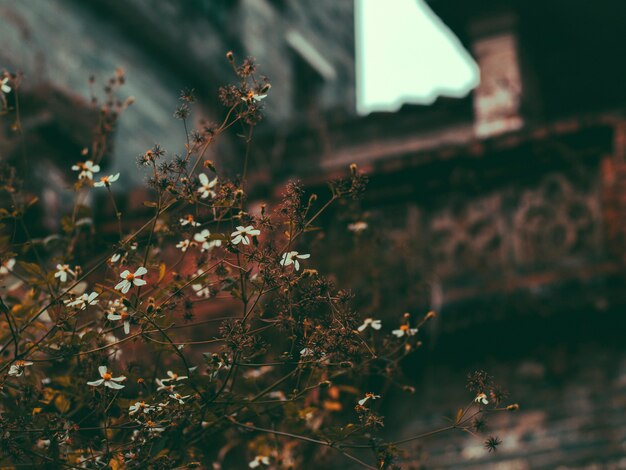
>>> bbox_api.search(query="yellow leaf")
[32,407,42,415]
[158,263,166,282]
[455,408,464,425]
[54,393,71,414]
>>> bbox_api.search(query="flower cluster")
[0,60,516,469]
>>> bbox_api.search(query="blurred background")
[2,0,626,468]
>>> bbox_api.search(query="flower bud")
[226,51,234,62]
[424,310,437,321]
[506,404,520,411]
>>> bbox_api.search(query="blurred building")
[252,0,626,468]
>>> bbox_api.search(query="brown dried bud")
[203,160,216,172]
[319,380,331,388]
[226,51,234,62]
[506,404,520,411]
[424,310,437,321]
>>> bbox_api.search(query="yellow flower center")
[103,372,112,380]
[125,273,135,281]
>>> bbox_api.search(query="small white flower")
[0,77,11,94]
[143,420,166,433]
[358,392,381,406]
[249,455,270,468]
[231,225,260,245]
[156,378,177,392]
[242,90,267,103]
[168,392,191,404]
[107,305,131,335]
[94,173,120,187]
[197,173,217,199]
[87,365,126,389]
[357,318,382,332]
[391,324,418,338]
[110,253,121,263]
[162,370,188,382]
[115,267,148,294]
[36,439,51,449]
[192,283,211,298]
[64,291,99,310]
[129,401,154,415]
[54,264,75,283]
[71,160,100,180]
[193,229,222,252]
[280,251,310,271]
[179,214,201,227]
[8,360,33,377]
[300,348,314,357]
[0,258,15,275]
[176,239,194,252]
[348,221,368,233]
[475,393,489,405]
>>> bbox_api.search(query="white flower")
[475,393,489,405]
[54,264,75,283]
[0,258,15,275]
[358,392,381,406]
[36,438,51,449]
[242,90,267,103]
[162,370,188,382]
[179,214,201,227]
[143,420,166,433]
[391,324,418,338]
[115,267,148,294]
[156,378,177,392]
[71,160,100,180]
[0,77,11,94]
[192,283,211,298]
[300,348,314,357]
[87,365,126,389]
[168,392,191,404]
[129,401,154,415]
[110,253,121,263]
[280,251,310,271]
[197,173,217,199]
[94,173,120,188]
[231,226,260,245]
[107,302,131,335]
[357,318,382,332]
[176,239,194,252]
[193,229,221,252]
[249,455,270,468]
[348,221,368,233]
[64,291,99,310]
[8,360,33,377]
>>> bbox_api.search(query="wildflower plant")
[0,57,516,468]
